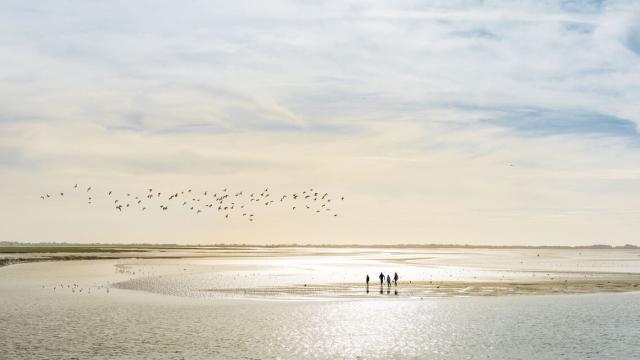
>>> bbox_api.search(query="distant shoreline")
[2,243,638,270]
[0,255,124,268]
[1,242,638,250]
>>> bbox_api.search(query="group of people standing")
[365,272,399,288]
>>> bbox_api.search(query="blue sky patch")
[487,108,638,138]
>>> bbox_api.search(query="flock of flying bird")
[40,184,344,221]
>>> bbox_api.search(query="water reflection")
[2,254,640,359]
[2,289,638,359]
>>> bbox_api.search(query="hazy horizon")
[2,1,640,246]
[2,241,639,249]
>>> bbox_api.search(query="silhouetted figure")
[379,272,384,286]
[366,274,370,294]
[394,272,399,287]
[386,274,391,288]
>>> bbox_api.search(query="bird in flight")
[43,184,345,222]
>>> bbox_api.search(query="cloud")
[1,0,640,245]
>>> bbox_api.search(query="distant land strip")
[0,242,638,249]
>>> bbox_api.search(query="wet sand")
[207,278,640,298]
[3,247,640,359]
[4,246,639,299]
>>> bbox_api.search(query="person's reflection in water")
[394,289,398,296]
[379,286,383,294]
[386,288,390,295]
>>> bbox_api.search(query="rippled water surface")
[2,248,640,359]
[2,289,639,359]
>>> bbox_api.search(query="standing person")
[379,272,384,286]
[394,272,399,287]
[366,275,370,287]
[386,274,391,288]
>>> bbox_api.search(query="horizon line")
[1,241,637,250]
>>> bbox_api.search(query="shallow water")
[1,288,639,359]
[109,248,640,299]
[2,248,640,359]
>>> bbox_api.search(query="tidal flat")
[2,247,640,359]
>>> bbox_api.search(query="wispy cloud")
[1,0,640,245]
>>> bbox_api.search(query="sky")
[1,0,640,246]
